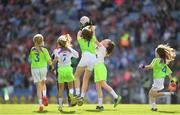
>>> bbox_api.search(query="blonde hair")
[33,34,44,46]
[57,34,72,48]
[156,44,176,64]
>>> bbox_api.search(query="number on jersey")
[62,54,66,62]
[162,66,167,73]
[34,53,40,62]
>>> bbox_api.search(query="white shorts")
[31,67,47,83]
[152,78,164,91]
[78,52,96,71]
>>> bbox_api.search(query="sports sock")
[58,98,63,106]
[98,98,103,107]
[42,90,46,97]
[81,92,85,97]
[151,103,156,109]
[76,88,80,96]
[110,90,118,99]
[69,88,74,94]
[39,99,43,106]
[162,92,171,96]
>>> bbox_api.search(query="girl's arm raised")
[68,47,79,58]
[77,30,82,39]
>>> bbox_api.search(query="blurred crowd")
[0,0,180,104]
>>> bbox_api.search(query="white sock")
[39,99,43,106]
[58,98,63,106]
[81,92,85,97]
[76,88,80,96]
[162,92,171,96]
[152,103,156,109]
[110,90,118,99]
[98,98,103,107]
[42,90,46,97]
[69,88,74,94]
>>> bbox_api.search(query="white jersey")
[96,45,106,64]
[53,47,79,66]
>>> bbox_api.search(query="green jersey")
[77,35,96,54]
[29,47,51,68]
[150,58,172,79]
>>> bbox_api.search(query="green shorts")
[94,63,107,83]
[58,66,75,83]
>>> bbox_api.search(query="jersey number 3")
[35,53,40,62]
[162,66,167,73]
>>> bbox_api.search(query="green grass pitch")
[0,104,180,115]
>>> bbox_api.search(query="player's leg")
[36,82,43,111]
[149,89,173,111]
[77,68,92,106]
[41,80,48,106]
[65,83,71,106]
[101,80,121,107]
[58,83,64,111]
[40,67,48,106]
[149,78,165,111]
[74,66,85,96]
[149,89,157,111]
[96,82,104,110]
[76,53,96,105]
[81,69,92,97]
[80,54,96,98]
[152,90,174,97]
[152,78,173,97]
[31,68,44,111]
[68,81,77,106]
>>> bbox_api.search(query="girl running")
[94,39,121,110]
[139,44,176,111]
[52,34,79,111]
[29,34,52,111]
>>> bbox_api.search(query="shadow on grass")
[33,110,76,114]
[158,110,180,114]
[85,109,117,112]
[33,110,48,113]
[85,110,102,112]
[59,110,76,114]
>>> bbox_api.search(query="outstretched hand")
[139,64,145,69]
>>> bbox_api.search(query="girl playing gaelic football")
[29,34,52,111]
[94,39,121,110]
[139,44,176,111]
[52,34,79,111]
[74,19,100,106]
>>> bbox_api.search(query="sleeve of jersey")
[166,66,172,76]
[52,49,57,58]
[51,49,55,59]
[68,47,79,58]
[149,58,159,68]
[44,48,51,61]
[28,49,33,62]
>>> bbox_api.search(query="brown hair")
[106,41,115,56]
[81,26,93,41]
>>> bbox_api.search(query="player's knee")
[148,90,153,96]
[150,90,157,97]
[41,80,45,85]
[100,81,106,87]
